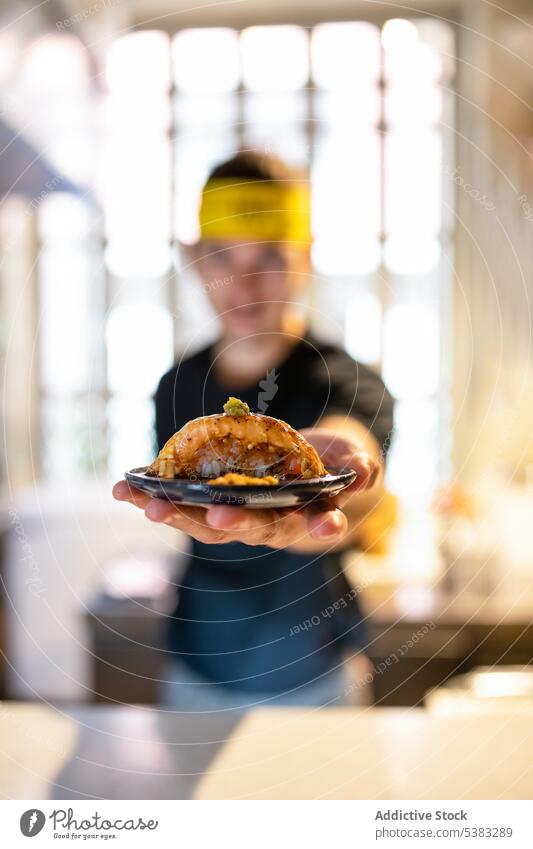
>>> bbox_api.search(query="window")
[28,19,454,502]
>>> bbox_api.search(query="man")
[113,151,394,709]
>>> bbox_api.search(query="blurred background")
[0,0,532,708]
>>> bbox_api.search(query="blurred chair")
[86,552,179,704]
[4,481,182,701]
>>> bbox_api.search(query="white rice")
[197,453,281,478]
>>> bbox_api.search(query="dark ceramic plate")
[124,466,357,509]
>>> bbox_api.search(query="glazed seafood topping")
[145,397,327,481]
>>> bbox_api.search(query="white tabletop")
[1,703,531,800]
[196,707,533,800]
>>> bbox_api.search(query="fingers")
[300,429,354,468]
[112,480,153,509]
[301,429,381,493]
[205,505,293,548]
[343,450,380,493]
[306,504,348,540]
[113,481,230,543]
[113,483,348,548]
[149,503,295,548]
[205,504,347,548]
[144,501,233,544]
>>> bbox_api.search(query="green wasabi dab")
[223,397,250,417]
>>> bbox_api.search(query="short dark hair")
[206,150,305,185]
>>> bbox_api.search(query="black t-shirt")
[155,335,394,694]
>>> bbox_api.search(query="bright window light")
[105,93,171,135]
[46,133,94,184]
[315,88,381,128]
[23,34,89,91]
[244,91,307,127]
[243,92,308,163]
[173,28,240,92]
[38,194,94,242]
[240,26,308,91]
[312,22,381,88]
[175,93,238,129]
[102,137,171,241]
[108,398,155,479]
[384,33,442,83]
[344,291,382,364]
[40,247,95,394]
[106,31,170,93]
[312,238,381,276]
[312,131,381,239]
[105,241,172,278]
[417,19,455,81]
[386,399,439,500]
[381,18,418,50]
[384,236,441,274]
[382,303,440,399]
[106,304,173,396]
[385,130,441,237]
[385,83,442,127]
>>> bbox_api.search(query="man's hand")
[112,429,380,552]
[300,428,380,503]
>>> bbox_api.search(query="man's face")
[194,241,309,339]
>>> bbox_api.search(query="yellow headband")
[198,179,311,244]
